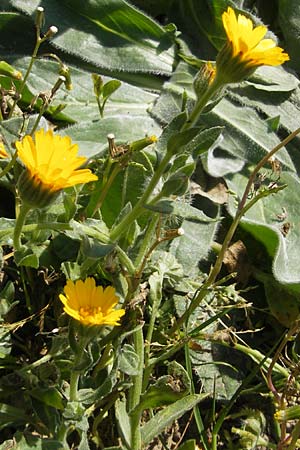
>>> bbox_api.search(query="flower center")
[79,306,102,318]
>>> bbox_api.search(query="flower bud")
[275,406,300,422]
[45,26,58,39]
[193,62,216,99]
[129,135,157,152]
[59,64,72,90]
[92,73,103,98]
[0,60,22,80]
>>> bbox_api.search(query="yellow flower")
[0,142,8,158]
[216,7,289,84]
[16,129,97,192]
[223,7,289,66]
[59,277,125,327]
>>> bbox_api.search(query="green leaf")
[3,56,161,129]
[246,66,298,92]
[13,431,64,450]
[0,281,16,318]
[202,97,295,174]
[81,236,115,259]
[119,344,139,375]
[226,170,300,290]
[189,337,243,400]
[149,199,219,222]
[168,0,228,57]
[278,0,300,72]
[115,397,131,449]
[135,361,191,411]
[141,393,208,445]
[103,79,122,99]
[177,440,197,450]
[169,202,220,276]
[0,404,28,429]
[14,247,39,268]
[11,0,175,75]
[29,387,66,410]
[167,128,199,153]
[254,270,300,327]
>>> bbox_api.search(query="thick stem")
[69,343,86,402]
[13,203,31,251]
[69,371,81,402]
[182,77,223,130]
[129,321,144,450]
[92,163,121,217]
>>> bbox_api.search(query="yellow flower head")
[216,7,289,84]
[59,277,125,327]
[0,142,8,158]
[222,7,289,66]
[16,128,98,193]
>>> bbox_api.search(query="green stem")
[184,342,210,450]
[69,344,86,402]
[92,163,121,217]
[115,245,136,276]
[0,222,72,240]
[30,106,47,136]
[8,36,43,119]
[143,283,162,391]
[182,77,223,130]
[129,321,144,450]
[69,370,81,402]
[56,423,70,448]
[110,150,172,242]
[134,214,159,269]
[13,203,31,251]
[168,211,241,334]
[96,96,104,118]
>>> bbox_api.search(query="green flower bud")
[0,60,22,80]
[193,62,216,99]
[92,74,103,98]
[275,406,300,422]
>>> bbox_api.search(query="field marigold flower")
[216,7,289,83]
[16,129,98,208]
[0,142,8,158]
[59,277,125,327]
